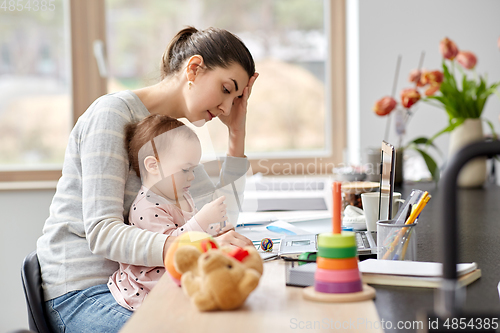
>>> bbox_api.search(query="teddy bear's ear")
[174,245,201,274]
[241,246,264,276]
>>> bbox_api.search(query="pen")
[404,191,429,226]
[404,204,412,224]
[407,195,431,225]
[392,195,431,259]
[383,194,431,260]
[399,232,413,259]
[392,226,413,260]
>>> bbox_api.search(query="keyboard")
[355,231,376,255]
[278,232,376,259]
[356,231,371,250]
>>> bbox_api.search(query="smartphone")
[379,141,395,220]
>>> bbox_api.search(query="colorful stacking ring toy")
[316,257,358,270]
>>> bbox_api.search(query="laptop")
[278,230,377,258]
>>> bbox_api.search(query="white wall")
[0,189,54,332]
[352,0,500,166]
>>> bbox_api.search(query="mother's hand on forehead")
[218,72,259,133]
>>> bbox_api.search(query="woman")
[37,26,258,333]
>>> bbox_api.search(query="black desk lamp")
[428,140,500,331]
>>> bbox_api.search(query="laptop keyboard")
[356,231,371,250]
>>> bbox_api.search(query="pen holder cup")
[377,220,418,261]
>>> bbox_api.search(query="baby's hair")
[125,114,199,179]
[160,26,255,80]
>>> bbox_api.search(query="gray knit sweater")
[37,90,249,301]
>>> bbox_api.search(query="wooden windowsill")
[0,169,62,183]
[0,180,58,191]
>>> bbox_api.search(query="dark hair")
[125,114,199,178]
[160,26,255,80]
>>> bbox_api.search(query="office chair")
[21,251,52,333]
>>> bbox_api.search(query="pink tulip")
[400,88,421,108]
[456,51,477,69]
[422,70,444,86]
[424,84,440,97]
[440,37,459,60]
[408,69,424,86]
[373,96,397,116]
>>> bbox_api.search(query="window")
[107,0,327,157]
[0,0,70,179]
[0,0,107,182]
[0,0,345,182]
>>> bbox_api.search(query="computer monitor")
[379,141,395,220]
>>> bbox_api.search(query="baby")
[108,114,227,311]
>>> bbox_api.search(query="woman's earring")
[188,81,193,89]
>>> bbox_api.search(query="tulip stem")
[472,69,478,83]
[386,55,402,142]
[391,55,402,97]
[384,113,392,142]
[417,51,426,72]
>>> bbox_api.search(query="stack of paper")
[285,260,481,289]
[358,259,481,288]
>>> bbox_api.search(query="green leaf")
[428,118,465,143]
[442,61,457,90]
[408,137,431,145]
[414,147,440,184]
[433,60,500,119]
[406,136,443,156]
[483,118,497,139]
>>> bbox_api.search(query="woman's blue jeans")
[44,283,132,333]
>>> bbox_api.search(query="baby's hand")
[194,196,227,231]
[206,221,235,236]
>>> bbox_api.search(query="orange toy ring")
[316,257,358,270]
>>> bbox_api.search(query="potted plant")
[373,75,442,185]
[373,37,500,187]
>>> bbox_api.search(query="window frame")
[0,0,346,184]
[250,0,346,175]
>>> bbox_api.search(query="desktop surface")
[240,180,500,331]
[120,260,383,333]
[374,182,500,331]
[121,180,500,332]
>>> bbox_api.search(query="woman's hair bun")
[159,26,255,80]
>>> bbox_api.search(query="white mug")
[361,192,404,232]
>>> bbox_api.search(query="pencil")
[408,195,431,224]
[382,194,431,260]
[404,191,429,225]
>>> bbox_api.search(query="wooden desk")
[120,260,383,333]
